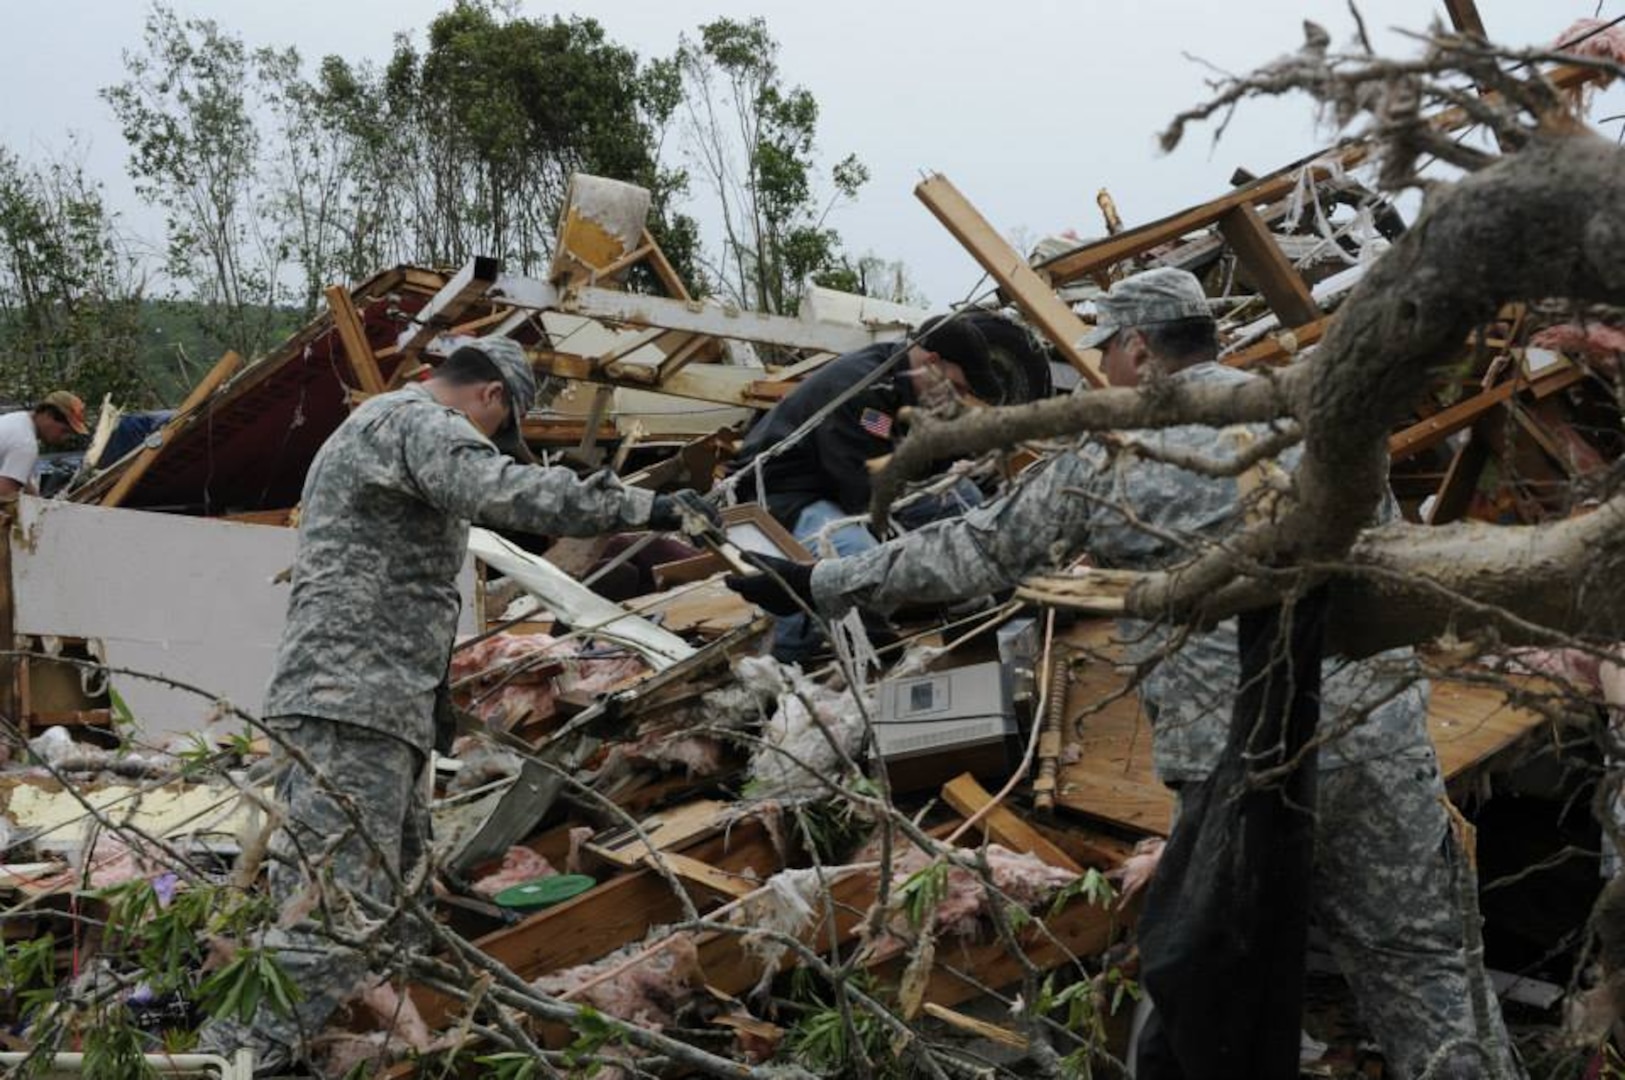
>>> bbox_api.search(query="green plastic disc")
[493,874,595,911]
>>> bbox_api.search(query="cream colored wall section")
[9,496,476,743]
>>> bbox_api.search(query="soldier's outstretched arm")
[403,410,653,536]
[810,445,1105,617]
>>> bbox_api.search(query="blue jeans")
[771,480,981,663]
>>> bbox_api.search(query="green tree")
[311,2,701,289]
[675,16,869,315]
[256,45,357,319]
[850,253,930,307]
[0,144,153,408]
[102,4,283,359]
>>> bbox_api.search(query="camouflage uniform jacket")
[812,362,1430,784]
[263,384,654,750]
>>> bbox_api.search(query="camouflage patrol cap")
[465,337,538,463]
[1079,267,1213,350]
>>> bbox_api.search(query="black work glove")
[648,489,722,534]
[725,553,817,616]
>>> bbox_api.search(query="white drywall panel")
[10,496,476,743]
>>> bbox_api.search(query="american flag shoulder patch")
[859,408,894,439]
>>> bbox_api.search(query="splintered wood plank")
[392,256,502,377]
[647,851,757,901]
[1038,64,1600,286]
[922,1003,1029,1049]
[1444,0,1488,37]
[585,798,735,868]
[1388,365,1586,461]
[324,284,387,397]
[1225,316,1329,369]
[626,578,758,638]
[940,772,1084,874]
[1426,676,1553,782]
[642,228,693,302]
[1216,204,1320,328]
[1056,770,1175,836]
[915,174,1107,387]
[1427,419,1492,524]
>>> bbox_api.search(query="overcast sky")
[1,0,1618,306]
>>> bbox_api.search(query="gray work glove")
[648,489,722,534]
[725,553,817,616]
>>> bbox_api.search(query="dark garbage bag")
[1136,588,1328,1080]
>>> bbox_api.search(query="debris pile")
[0,28,1620,1080]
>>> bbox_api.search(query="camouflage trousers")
[200,715,430,1071]
[1310,746,1522,1080]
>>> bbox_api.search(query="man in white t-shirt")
[0,391,89,498]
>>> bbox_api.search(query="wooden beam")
[1224,316,1329,369]
[1388,365,1586,461]
[940,772,1085,875]
[392,255,502,378]
[642,228,693,302]
[1040,168,1349,287]
[1531,397,1608,475]
[1511,408,1577,476]
[533,348,778,409]
[915,174,1107,387]
[653,334,711,382]
[324,284,387,397]
[1443,0,1488,38]
[1216,203,1320,328]
[573,385,615,464]
[554,283,875,356]
[100,350,243,508]
[1426,421,1491,524]
[1038,63,1600,286]
[647,851,757,901]
[520,417,618,445]
[586,798,734,868]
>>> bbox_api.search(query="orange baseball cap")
[42,391,88,435]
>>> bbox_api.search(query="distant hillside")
[136,300,304,405]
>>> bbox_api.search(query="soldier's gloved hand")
[648,489,722,535]
[725,554,816,616]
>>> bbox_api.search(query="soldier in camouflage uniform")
[727,269,1520,1079]
[201,339,714,1075]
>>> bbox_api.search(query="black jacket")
[731,342,917,527]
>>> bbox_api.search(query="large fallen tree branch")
[868,368,1305,524]
[1142,125,1625,627]
[880,109,1625,650]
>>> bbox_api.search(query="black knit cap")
[914,314,1000,402]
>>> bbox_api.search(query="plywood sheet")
[1053,619,1553,836]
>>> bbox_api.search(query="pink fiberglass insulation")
[452,632,648,729]
[1531,322,1625,371]
[1506,647,1625,716]
[471,846,557,897]
[861,842,1079,962]
[532,932,703,1029]
[32,834,152,893]
[1555,18,1625,65]
[311,1031,391,1078]
[599,728,728,781]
